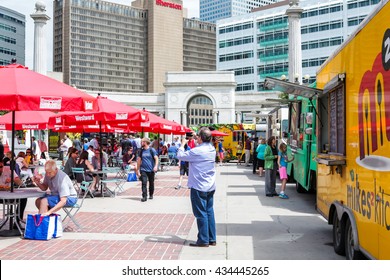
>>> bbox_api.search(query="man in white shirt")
[32,136,41,161]
[176,127,217,247]
[63,135,73,150]
[87,145,95,162]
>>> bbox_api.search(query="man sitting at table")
[0,161,25,227]
[33,160,78,216]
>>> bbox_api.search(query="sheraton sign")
[156,0,182,10]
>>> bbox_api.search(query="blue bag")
[127,172,137,182]
[24,214,63,240]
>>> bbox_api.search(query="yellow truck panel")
[316,0,390,259]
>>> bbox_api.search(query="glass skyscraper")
[200,0,282,23]
[0,6,25,66]
[217,0,381,93]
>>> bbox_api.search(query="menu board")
[329,85,345,154]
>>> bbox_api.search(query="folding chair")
[159,155,171,171]
[71,167,94,198]
[101,167,126,196]
[62,181,91,230]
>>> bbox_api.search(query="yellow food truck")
[314,0,390,259]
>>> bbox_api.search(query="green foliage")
[278,92,289,99]
[192,123,236,132]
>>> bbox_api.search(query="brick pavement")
[0,166,194,260]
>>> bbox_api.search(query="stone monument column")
[180,111,188,127]
[30,1,50,75]
[286,0,303,84]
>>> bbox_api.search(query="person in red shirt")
[187,132,196,149]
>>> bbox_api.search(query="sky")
[0,0,200,71]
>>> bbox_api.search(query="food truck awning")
[264,77,324,99]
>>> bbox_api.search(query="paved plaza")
[0,163,339,260]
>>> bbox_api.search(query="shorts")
[257,159,265,168]
[219,152,224,160]
[279,166,288,180]
[180,163,189,176]
[45,194,78,208]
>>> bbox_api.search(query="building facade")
[200,0,282,23]
[88,71,278,127]
[53,0,216,93]
[0,6,25,66]
[217,0,381,92]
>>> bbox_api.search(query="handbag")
[24,213,63,240]
[127,171,137,182]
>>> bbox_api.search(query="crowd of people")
[237,135,294,199]
[0,129,291,248]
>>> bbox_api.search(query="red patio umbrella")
[0,111,55,130]
[52,124,134,134]
[211,130,229,137]
[0,63,97,192]
[0,64,97,111]
[48,95,149,168]
[130,112,186,135]
[48,95,148,126]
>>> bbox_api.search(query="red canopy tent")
[0,63,97,192]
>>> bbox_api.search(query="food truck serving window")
[317,74,346,156]
[328,84,345,155]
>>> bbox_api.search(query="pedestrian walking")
[73,137,82,153]
[244,137,251,166]
[256,138,267,176]
[136,137,159,202]
[252,137,259,174]
[217,139,224,166]
[0,135,4,161]
[264,136,278,197]
[236,141,243,165]
[175,143,190,189]
[177,127,217,247]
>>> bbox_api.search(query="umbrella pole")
[99,121,103,171]
[157,133,160,155]
[30,129,33,154]
[10,111,15,192]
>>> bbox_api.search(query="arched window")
[187,95,213,126]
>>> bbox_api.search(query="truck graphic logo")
[357,30,390,171]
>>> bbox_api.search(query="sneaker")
[175,185,181,190]
[149,195,153,199]
[141,197,147,202]
[279,193,289,199]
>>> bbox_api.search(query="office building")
[200,0,282,23]
[53,0,216,93]
[217,0,381,92]
[0,6,25,66]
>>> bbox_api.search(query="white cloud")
[0,0,199,70]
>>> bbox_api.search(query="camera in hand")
[185,132,193,139]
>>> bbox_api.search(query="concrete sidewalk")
[0,163,339,260]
